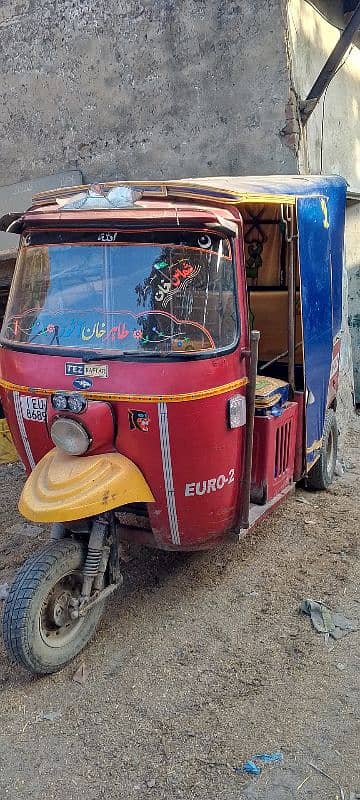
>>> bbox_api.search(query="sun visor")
[206,217,237,235]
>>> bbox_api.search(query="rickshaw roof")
[29,174,348,209]
[151,174,348,205]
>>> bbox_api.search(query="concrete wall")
[0,0,297,186]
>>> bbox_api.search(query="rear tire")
[2,539,105,675]
[306,408,338,491]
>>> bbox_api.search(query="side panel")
[114,391,246,547]
[326,185,347,337]
[297,196,332,468]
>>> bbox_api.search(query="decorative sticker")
[185,468,235,497]
[73,378,93,390]
[20,395,47,422]
[25,311,214,350]
[65,363,109,378]
[128,410,150,432]
[320,198,330,229]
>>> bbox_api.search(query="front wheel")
[306,408,338,491]
[2,539,106,675]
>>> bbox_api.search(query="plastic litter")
[35,709,62,723]
[235,760,261,776]
[73,662,89,686]
[300,598,356,640]
[254,752,284,764]
[58,185,141,211]
[234,751,284,776]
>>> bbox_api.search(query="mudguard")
[19,448,155,523]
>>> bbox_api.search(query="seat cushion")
[255,376,289,411]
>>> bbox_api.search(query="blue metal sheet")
[297,195,335,465]
[326,184,347,336]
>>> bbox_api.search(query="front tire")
[2,539,105,675]
[306,408,338,491]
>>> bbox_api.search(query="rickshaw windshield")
[1,231,238,356]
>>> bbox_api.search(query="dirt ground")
[0,416,359,800]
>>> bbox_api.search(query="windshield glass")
[1,230,238,356]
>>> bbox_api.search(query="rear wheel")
[306,408,338,491]
[2,539,106,675]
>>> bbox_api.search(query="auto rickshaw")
[0,175,346,674]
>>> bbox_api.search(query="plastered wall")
[0,0,297,185]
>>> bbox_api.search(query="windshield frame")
[0,228,240,362]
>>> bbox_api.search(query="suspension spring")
[81,519,108,597]
[83,548,103,576]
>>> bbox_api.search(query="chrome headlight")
[51,393,68,411]
[50,418,91,455]
[51,392,87,414]
[67,394,87,414]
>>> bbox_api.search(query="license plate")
[20,395,47,422]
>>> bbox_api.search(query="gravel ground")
[0,416,359,800]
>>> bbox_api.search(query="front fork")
[50,511,123,618]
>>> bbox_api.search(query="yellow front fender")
[19,448,155,523]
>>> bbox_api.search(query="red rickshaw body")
[0,197,250,549]
[0,176,346,551]
[0,349,248,549]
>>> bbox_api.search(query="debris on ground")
[296,774,311,791]
[72,662,89,686]
[0,583,9,600]
[300,598,357,640]
[234,751,283,776]
[255,752,284,764]
[309,762,345,798]
[234,760,261,776]
[335,459,345,477]
[35,709,62,723]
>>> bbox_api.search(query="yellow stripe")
[306,438,323,454]
[167,191,296,206]
[0,376,248,403]
[306,453,321,471]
